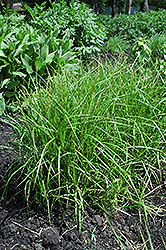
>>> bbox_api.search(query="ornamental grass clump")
[2,59,166,228]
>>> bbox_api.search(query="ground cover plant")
[0,2,166,249]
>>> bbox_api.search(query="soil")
[0,52,166,250]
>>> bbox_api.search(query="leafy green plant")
[0,12,79,113]
[130,37,152,64]
[26,0,107,56]
[0,92,5,115]
[0,0,107,113]
[129,35,166,74]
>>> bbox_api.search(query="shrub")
[26,0,107,56]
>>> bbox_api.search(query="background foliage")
[98,9,166,43]
[26,0,106,55]
[0,0,106,113]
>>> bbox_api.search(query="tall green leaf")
[21,53,33,74]
[0,93,5,115]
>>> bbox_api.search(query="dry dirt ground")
[0,113,166,250]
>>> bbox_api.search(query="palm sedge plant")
[1,58,166,232]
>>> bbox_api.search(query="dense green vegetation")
[99,9,166,42]
[0,1,166,247]
[0,1,106,112]
[18,0,166,10]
